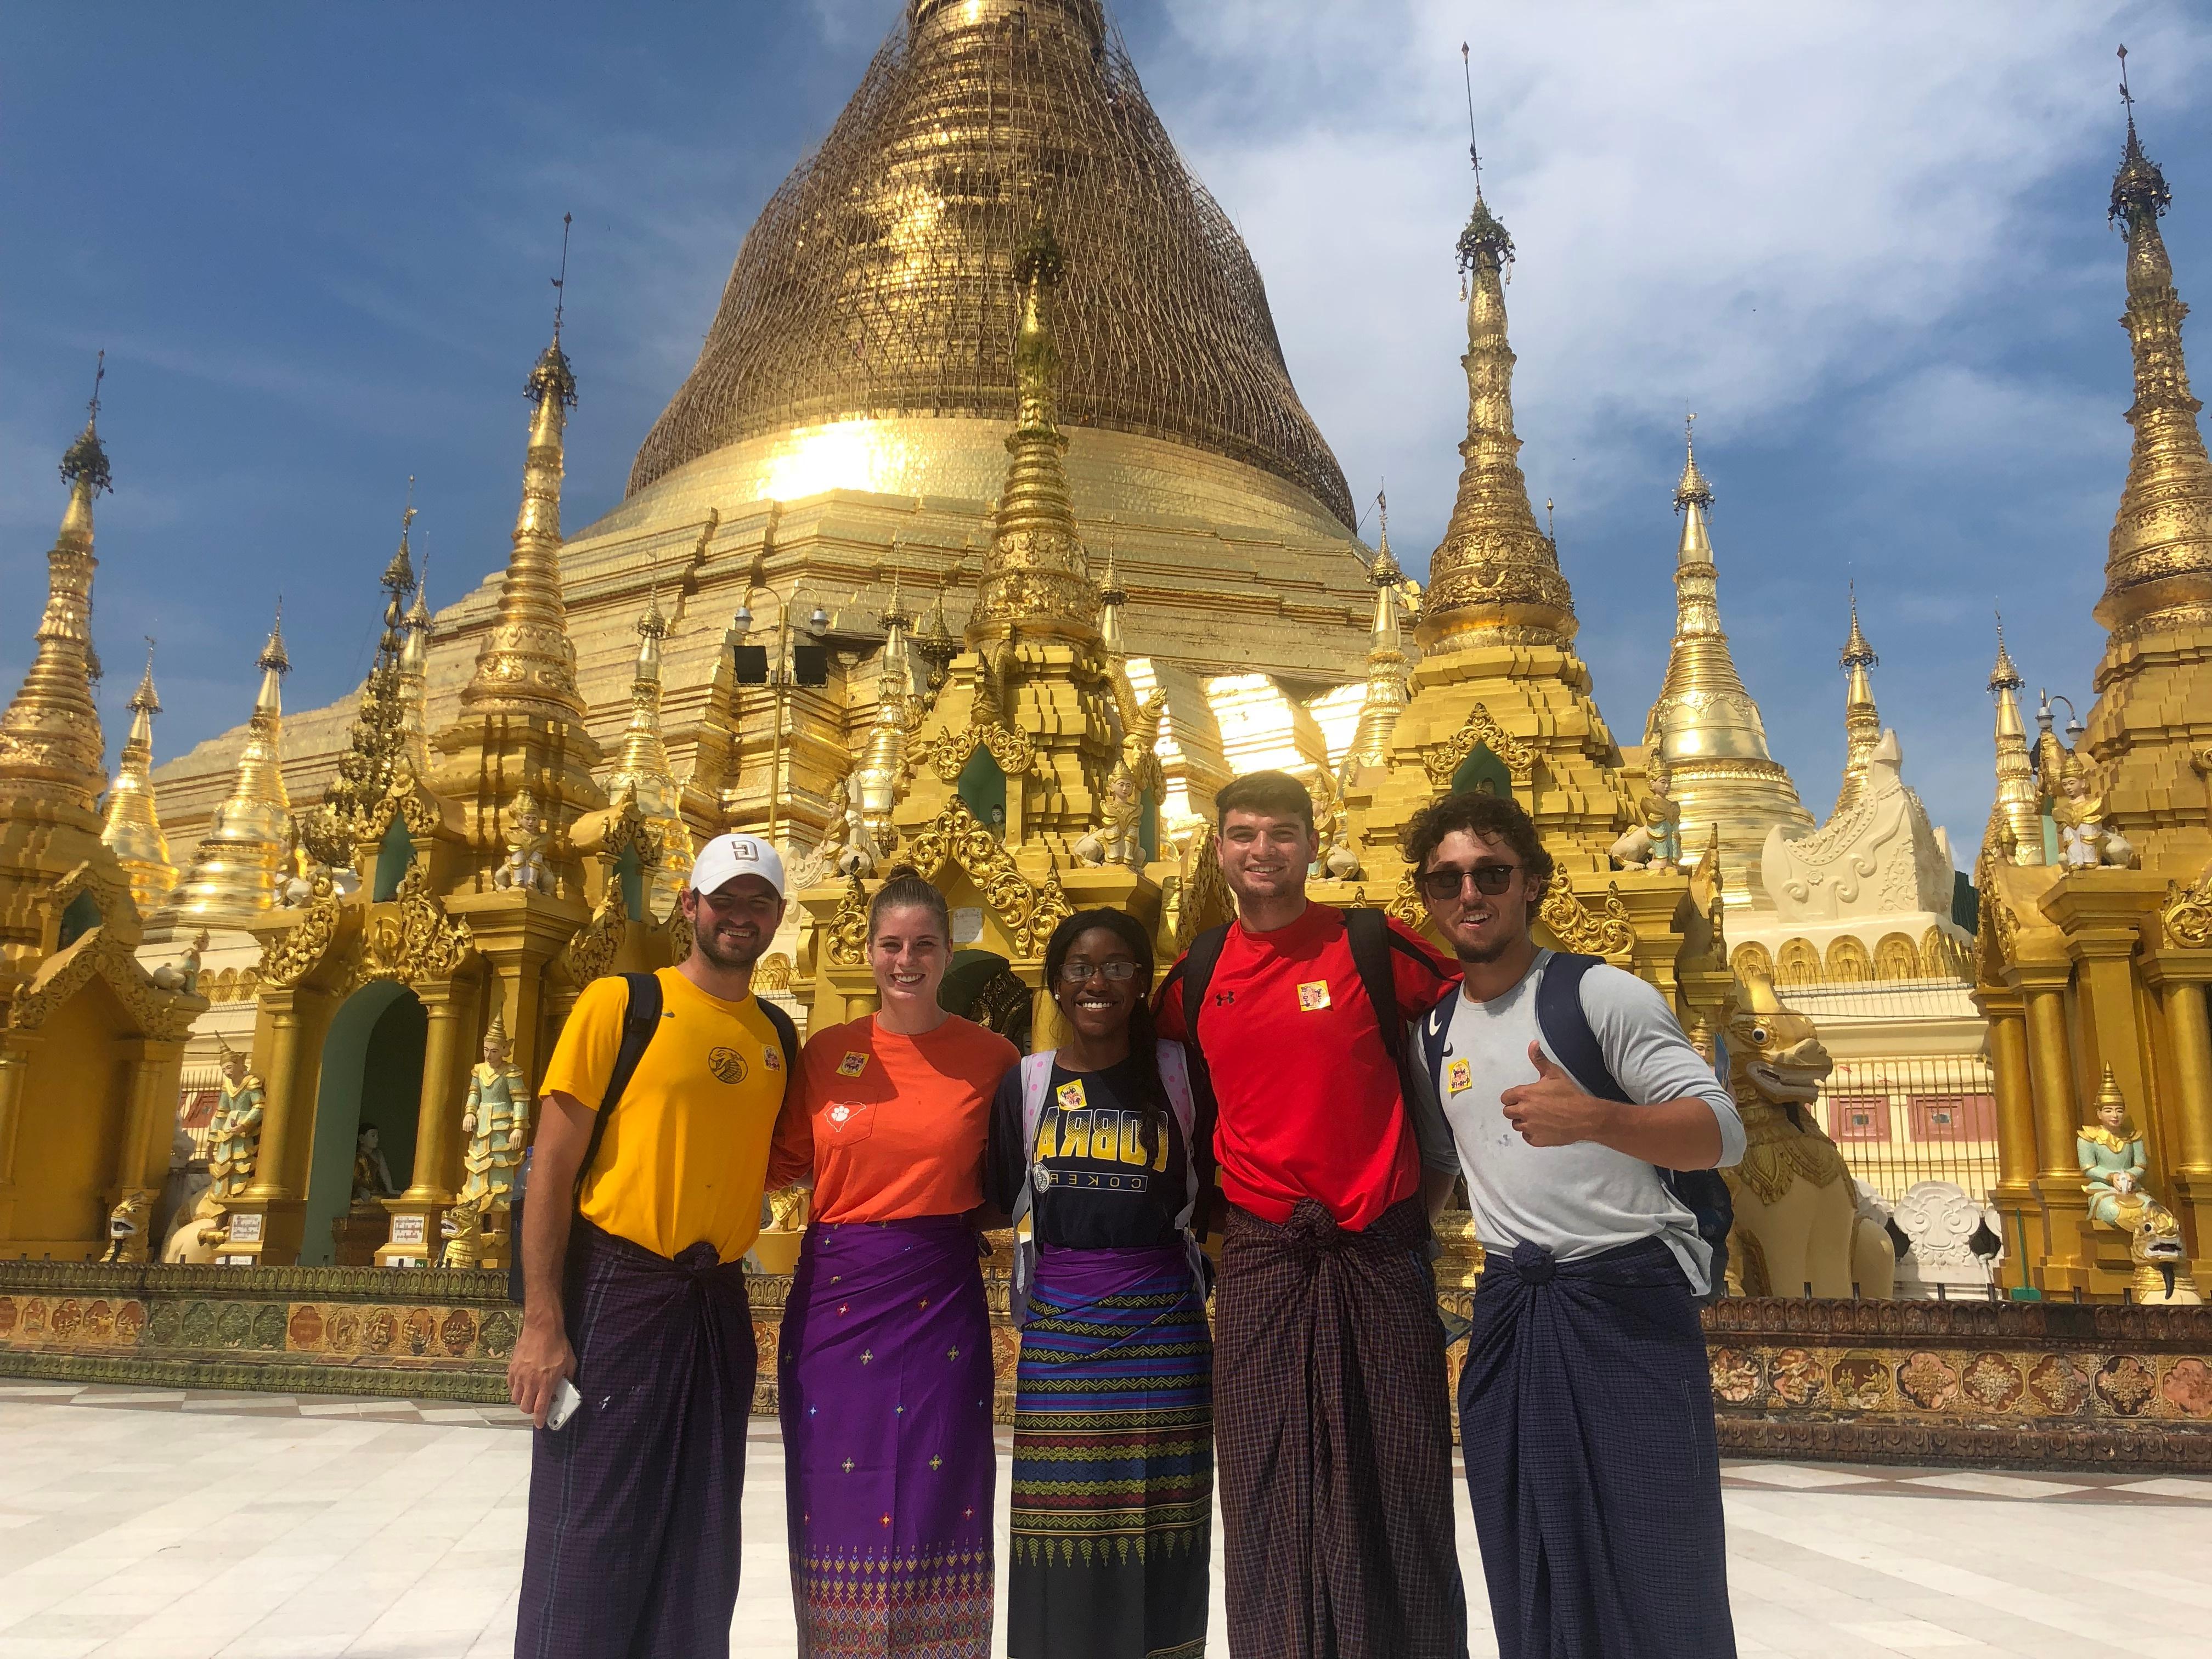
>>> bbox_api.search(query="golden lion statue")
[2130,1203,2204,1305]
[100,1190,153,1264]
[1723,975,1897,1299]
[439,1196,487,1269]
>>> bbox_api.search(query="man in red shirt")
[1156,770,1468,1659]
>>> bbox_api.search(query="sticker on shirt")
[1296,980,1332,1012]
[708,1046,748,1085]
[763,1046,782,1072]
[835,1051,870,1079]
[1446,1057,1474,1095]
[822,1100,875,1144]
[1056,1079,1087,1113]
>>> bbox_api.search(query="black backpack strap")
[573,970,664,1203]
[1341,905,1407,1067]
[757,996,800,1085]
[1532,952,1628,1102]
[1537,951,1733,1301]
[1175,923,1231,1061]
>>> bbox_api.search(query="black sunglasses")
[1416,864,1520,902]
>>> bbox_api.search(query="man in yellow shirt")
[511,833,797,1659]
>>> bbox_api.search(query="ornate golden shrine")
[1976,96,2212,1300]
[0,403,206,1261]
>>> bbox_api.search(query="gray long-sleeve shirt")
[1426,950,1743,1296]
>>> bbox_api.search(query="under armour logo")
[1214,991,1236,1006]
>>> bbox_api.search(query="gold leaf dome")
[626,0,1355,528]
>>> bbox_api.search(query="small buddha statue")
[207,1041,264,1204]
[459,1014,530,1214]
[2079,1066,2154,1230]
[1076,763,1145,868]
[493,788,554,894]
[1611,764,1684,872]
[351,1125,396,1205]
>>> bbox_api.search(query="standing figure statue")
[2055,764,2138,869]
[493,788,555,894]
[459,1013,530,1214]
[207,1041,264,1203]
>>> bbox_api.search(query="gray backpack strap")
[1008,1049,1057,1328]
[1156,1040,1200,1233]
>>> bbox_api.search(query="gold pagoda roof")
[627,0,1354,528]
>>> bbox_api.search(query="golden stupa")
[151,0,1380,860]
[1640,425,1813,906]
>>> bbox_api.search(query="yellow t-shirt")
[538,967,790,1263]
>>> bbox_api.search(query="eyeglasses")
[1057,960,1143,985]
[1416,865,1520,902]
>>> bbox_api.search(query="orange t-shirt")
[769,1014,1018,1224]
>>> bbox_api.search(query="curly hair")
[1400,791,1553,900]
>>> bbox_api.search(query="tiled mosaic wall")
[6,1264,2211,1469]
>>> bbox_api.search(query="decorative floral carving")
[360,862,475,987]
[1537,882,1637,958]
[1387,870,1425,929]
[826,871,871,968]
[2161,870,2212,950]
[918,721,1036,785]
[1420,703,1536,788]
[901,797,1071,956]
[258,867,343,988]
[558,886,624,988]
[8,926,201,1041]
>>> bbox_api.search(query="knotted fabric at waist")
[1476,1233,1683,1293]
[1228,1193,1432,1269]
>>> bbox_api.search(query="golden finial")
[1454,44,1514,294]
[131,637,160,716]
[526,213,579,410]
[1674,412,1713,511]
[2111,44,2169,238]
[60,350,113,499]
[1839,583,1877,672]
[258,599,290,681]
[1372,485,1402,583]
[1989,609,2023,694]
[382,477,418,596]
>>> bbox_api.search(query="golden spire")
[1987,613,2044,865]
[163,605,295,926]
[101,637,178,914]
[1835,585,1883,815]
[2097,45,2212,640]
[1097,541,1127,660]
[971,215,1100,642]
[0,358,112,815]
[855,570,921,837]
[303,494,420,863]
[605,584,691,915]
[1640,422,1810,902]
[1342,488,1412,781]
[398,544,433,772]
[464,215,587,718]
[1420,104,1574,650]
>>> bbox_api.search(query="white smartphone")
[546,1379,583,1432]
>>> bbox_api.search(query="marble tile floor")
[2,1383,2210,1657]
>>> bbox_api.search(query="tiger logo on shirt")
[707,1046,748,1085]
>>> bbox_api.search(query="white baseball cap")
[688,834,787,900]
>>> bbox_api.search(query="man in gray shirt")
[1404,789,1739,1659]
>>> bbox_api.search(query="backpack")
[1414,951,1734,1304]
[506,970,800,1302]
[1006,1040,1205,1327]
[1177,905,1416,1099]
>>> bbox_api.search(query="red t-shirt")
[1155,904,1460,1229]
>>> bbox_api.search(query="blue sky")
[4,1,2208,864]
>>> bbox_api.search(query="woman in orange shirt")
[768,866,1017,1659]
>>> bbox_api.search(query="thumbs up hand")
[1498,1041,1616,1149]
